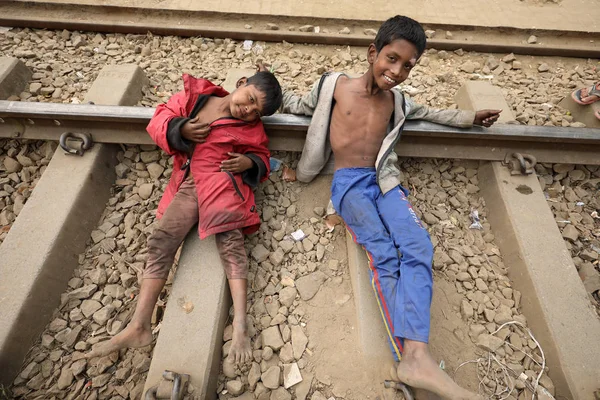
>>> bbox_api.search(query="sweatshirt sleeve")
[166,117,193,154]
[279,78,322,116]
[241,154,268,188]
[404,95,476,128]
[146,90,189,155]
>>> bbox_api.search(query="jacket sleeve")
[239,135,270,188]
[146,90,189,155]
[279,78,321,116]
[404,95,476,128]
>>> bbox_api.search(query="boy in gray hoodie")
[269,15,500,400]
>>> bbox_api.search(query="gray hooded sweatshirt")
[280,72,476,194]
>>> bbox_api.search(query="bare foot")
[227,320,252,364]
[396,340,482,400]
[86,322,152,359]
[282,165,296,182]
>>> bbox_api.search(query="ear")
[236,77,248,88]
[367,44,378,64]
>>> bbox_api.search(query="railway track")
[1,1,600,59]
[1,101,600,165]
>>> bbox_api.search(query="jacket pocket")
[225,171,245,201]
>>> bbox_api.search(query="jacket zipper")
[225,171,245,201]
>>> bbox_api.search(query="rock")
[71,359,87,376]
[92,373,111,388]
[248,362,261,388]
[147,163,164,180]
[295,270,327,300]
[477,333,504,352]
[280,342,294,363]
[561,224,579,242]
[302,238,314,252]
[502,53,516,63]
[283,363,303,389]
[364,28,378,36]
[20,362,40,380]
[67,284,97,300]
[140,151,159,163]
[475,278,488,292]
[139,183,153,199]
[262,346,274,360]
[104,284,125,299]
[222,359,236,378]
[226,380,244,396]
[4,157,22,173]
[295,372,313,400]
[425,30,436,38]
[261,365,281,389]
[252,244,270,262]
[298,25,314,32]
[93,305,115,325]
[553,163,574,174]
[311,391,328,400]
[291,325,308,359]
[339,27,351,35]
[527,35,538,44]
[459,61,477,74]
[538,63,550,72]
[568,169,586,181]
[279,287,297,307]
[270,388,292,400]
[460,300,474,319]
[269,247,285,266]
[262,326,284,350]
[57,365,74,389]
[579,263,600,294]
[81,299,102,318]
[55,326,83,347]
[266,23,280,30]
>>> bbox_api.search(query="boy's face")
[368,39,419,90]
[231,79,265,122]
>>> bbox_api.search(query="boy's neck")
[210,94,234,118]
[359,67,384,96]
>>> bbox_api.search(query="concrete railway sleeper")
[0,51,599,400]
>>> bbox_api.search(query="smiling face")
[230,79,266,122]
[368,38,419,91]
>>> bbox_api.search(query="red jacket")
[147,75,270,239]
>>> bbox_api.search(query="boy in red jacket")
[87,72,283,365]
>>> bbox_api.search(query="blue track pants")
[331,167,434,361]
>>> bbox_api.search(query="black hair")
[374,15,427,57]
[246,71,283,117]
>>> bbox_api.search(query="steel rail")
[2,2,599,59]
[1,101,599,164]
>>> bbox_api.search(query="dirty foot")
[282,165,296,182]
[86,322,152,359]
[396,342,481,400]
[227,320,252,364]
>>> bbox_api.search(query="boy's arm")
[404,95,476,128]
[147,90,190,155]
[222,135,270,188]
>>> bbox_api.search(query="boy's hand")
[255,62,270,73]
[181,117,211,143]
[221,152,254,173]
[473,110,502,127]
